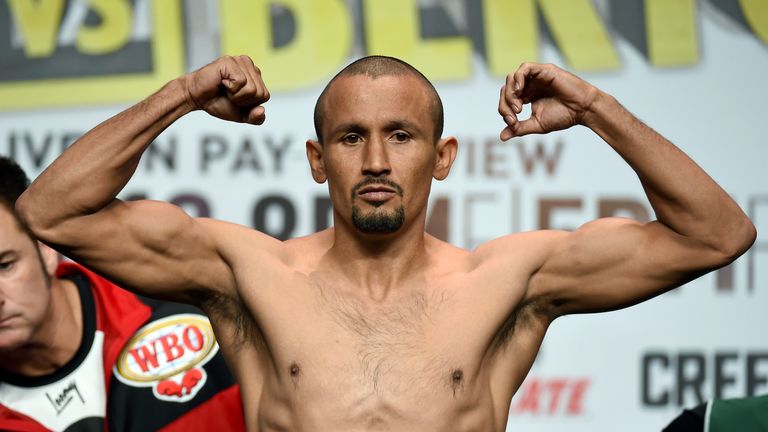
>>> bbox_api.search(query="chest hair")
[315,284,452,393]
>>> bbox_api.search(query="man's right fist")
[182,55,270,125]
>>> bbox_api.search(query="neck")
[0,278,83,377]
[327,212,430,297]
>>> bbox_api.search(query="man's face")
[0,207,53,352]
[308,74,454,235]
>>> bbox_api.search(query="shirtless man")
[16,55,756,431]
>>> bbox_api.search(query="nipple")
[289,363,300,377]
[451,368,464,396]
[452,369,463,383]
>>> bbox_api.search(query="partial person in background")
[664,395,768,432]
[0,156,244,431]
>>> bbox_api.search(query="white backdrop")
[1,1,766,430]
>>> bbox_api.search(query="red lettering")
[159,333,184,362]
[509,377,591,416]
[183,325,205,352]
[128,343,160,372]
[567,378,590,415]
[547,378,568,414]
[513,378,541,414]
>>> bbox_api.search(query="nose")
[361,136,391,177]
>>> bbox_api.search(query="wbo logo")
[114,314,219,403]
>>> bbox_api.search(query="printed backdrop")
[1,1,766,430]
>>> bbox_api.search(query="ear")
[36,241,59,278]
[433,136,457,181]
[306,139,327,184]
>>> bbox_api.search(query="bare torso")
[206,227,550,432]
[15,54,754,432]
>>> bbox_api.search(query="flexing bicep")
[527,217,733,317]
[36,198,235,304]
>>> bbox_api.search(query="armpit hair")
[490,298,545,351]
[195,289,261,352]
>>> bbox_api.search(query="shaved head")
[313,56,444,143]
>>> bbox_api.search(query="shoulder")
[193,220,334,273]
[283,228,334,271]
[193,217,292,263]
[422,234,472,274]
[469,230,568,271]
[419,231,568,277]
[466,220,641,279]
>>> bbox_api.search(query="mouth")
[353,178,404,204]
[0,316,18,327]
[357,185,397,202]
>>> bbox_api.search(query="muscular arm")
[16,56,272,303]
[494,63,756,318]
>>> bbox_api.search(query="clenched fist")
[183,55,270,125]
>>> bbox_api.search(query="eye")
[342,134,362,145]
[391,132,410,143]
[0,260,14,271]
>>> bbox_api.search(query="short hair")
[0,156,31,225]
[313,56,444,143]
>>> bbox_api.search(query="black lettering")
[253,195,296,240]
[676,353,706,406]
[8,131,18,160]
[746,352,768,396]
[314,196,333,231]
[642,352,670,406]
[232,138,262,172]
[145,136,177,173]
[264,135,292,174]
[484,139,508,178]
[714,352,738,399]
[516,139,563,177]
[200,134,228,172]
[24,131,54,169]
[465,139,475,176]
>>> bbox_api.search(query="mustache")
[352,177,404,198]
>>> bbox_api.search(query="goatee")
[351,205,405,234]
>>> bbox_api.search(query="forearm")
[583,92,755,256]
[18,78,192,231]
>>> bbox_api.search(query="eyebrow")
[330,122,365,138]
[330,119,422,138]
[383,119,419,133]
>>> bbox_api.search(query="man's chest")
[243,272,529,391]
[223,268,545,430]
